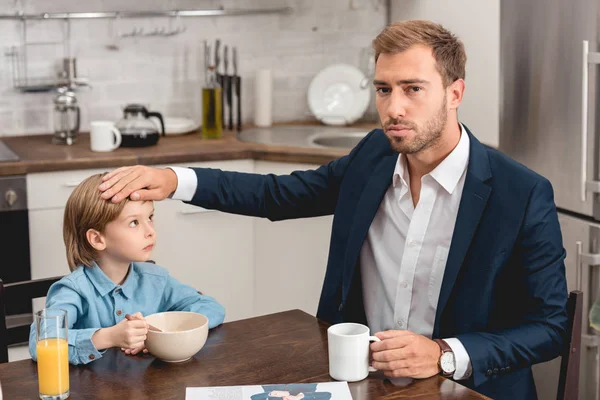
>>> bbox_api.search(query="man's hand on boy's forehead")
[99,165,178,203]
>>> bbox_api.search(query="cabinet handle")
[63,181,82,188]
[179,207,213,215]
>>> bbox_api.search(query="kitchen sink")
[237,126,371,150]
[310,132,367,149]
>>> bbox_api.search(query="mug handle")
[368,336,381,372]
[111,126,122,150]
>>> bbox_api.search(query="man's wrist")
[434,339,456,377]
[165,168,178,197]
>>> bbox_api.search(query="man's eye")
[376,87,391,94]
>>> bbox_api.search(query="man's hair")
[372,20,466,87]
[63,174,128,271]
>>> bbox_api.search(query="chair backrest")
[0,276,63,363]
[557,290,583,400]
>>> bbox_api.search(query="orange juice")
[36,338,69,396]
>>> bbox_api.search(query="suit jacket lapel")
[342,153,398,299]
[433,131,492,337]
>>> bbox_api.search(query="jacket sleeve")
[456,178,568,387]
[29,279,105,365]
[186,130,376,221]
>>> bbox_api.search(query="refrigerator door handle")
[576,240,600,290]
[581,40,600,201]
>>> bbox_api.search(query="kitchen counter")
[0,122,380,176]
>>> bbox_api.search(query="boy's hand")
[121,313,149,355]
[108,312,148,350]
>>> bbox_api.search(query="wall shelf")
[0,7,294,21]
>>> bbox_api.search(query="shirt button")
[493,368,499,374]
[116,310,122,316]
[89,354,95,360]
[400,281,408,288]
[485,369,492,376]
[396,319,404,328]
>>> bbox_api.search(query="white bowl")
[144,311,209,362]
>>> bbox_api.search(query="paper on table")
[186,381,352,400]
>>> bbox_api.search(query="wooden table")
[0,310,489,399]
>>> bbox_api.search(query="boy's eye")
[129,220,138,228]
[149,214,154,222]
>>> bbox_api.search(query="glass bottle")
[202,66,223,139]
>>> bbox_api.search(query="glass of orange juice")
[35,309,69,400]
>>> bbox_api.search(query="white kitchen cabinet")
[150,160,255,322]
[253,161,333,317]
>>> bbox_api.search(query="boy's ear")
[86,229,106,251]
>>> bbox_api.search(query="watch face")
[440,352,456,373]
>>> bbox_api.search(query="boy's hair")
[63,173,128,271]
[372,20,467,87]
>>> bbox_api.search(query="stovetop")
[0,140,20,162]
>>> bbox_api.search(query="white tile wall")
[0,0,386,136]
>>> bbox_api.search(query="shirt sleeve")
[29,279,105,365]
[169,166,198,202]
[444,337,472,380]
[161,275,226,329]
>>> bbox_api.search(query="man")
[98,20,568,399]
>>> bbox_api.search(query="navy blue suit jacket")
[187,127,568,399]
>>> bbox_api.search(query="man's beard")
[383,97,448,154]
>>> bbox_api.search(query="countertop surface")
[0,122,380,177]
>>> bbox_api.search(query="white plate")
[307,64,370,126]
[164,117,200,135]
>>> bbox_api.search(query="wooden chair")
[0,276,63,363]
[557,290,583,400]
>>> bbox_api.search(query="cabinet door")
[253,161,333,317]
[150,159,255,322]
[151,196,255,322]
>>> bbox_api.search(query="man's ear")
[86,229,106,251]
[448,78,465,110]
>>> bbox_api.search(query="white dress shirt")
[360,124,471,380]
[170,124,473,380]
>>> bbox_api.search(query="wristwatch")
[434,339,456,377]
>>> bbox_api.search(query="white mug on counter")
[328,322,380,382]
[90,121,122,152]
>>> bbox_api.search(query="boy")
[29,174,225,365]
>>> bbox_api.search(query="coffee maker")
[52,86,80,145]
[115,104,165,147]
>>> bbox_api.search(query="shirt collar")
[84,261,134,299]
[392,123,470,194]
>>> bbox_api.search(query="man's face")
[373,45,451,154]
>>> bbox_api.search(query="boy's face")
[100,200,156,263]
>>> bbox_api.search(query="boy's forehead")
[121,200,154,214]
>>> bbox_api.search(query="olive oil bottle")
[202,66,223,139]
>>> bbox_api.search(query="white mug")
[90,121,122,152]
[327,322,380,382]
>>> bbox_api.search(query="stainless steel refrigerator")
[500,0,600,398]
